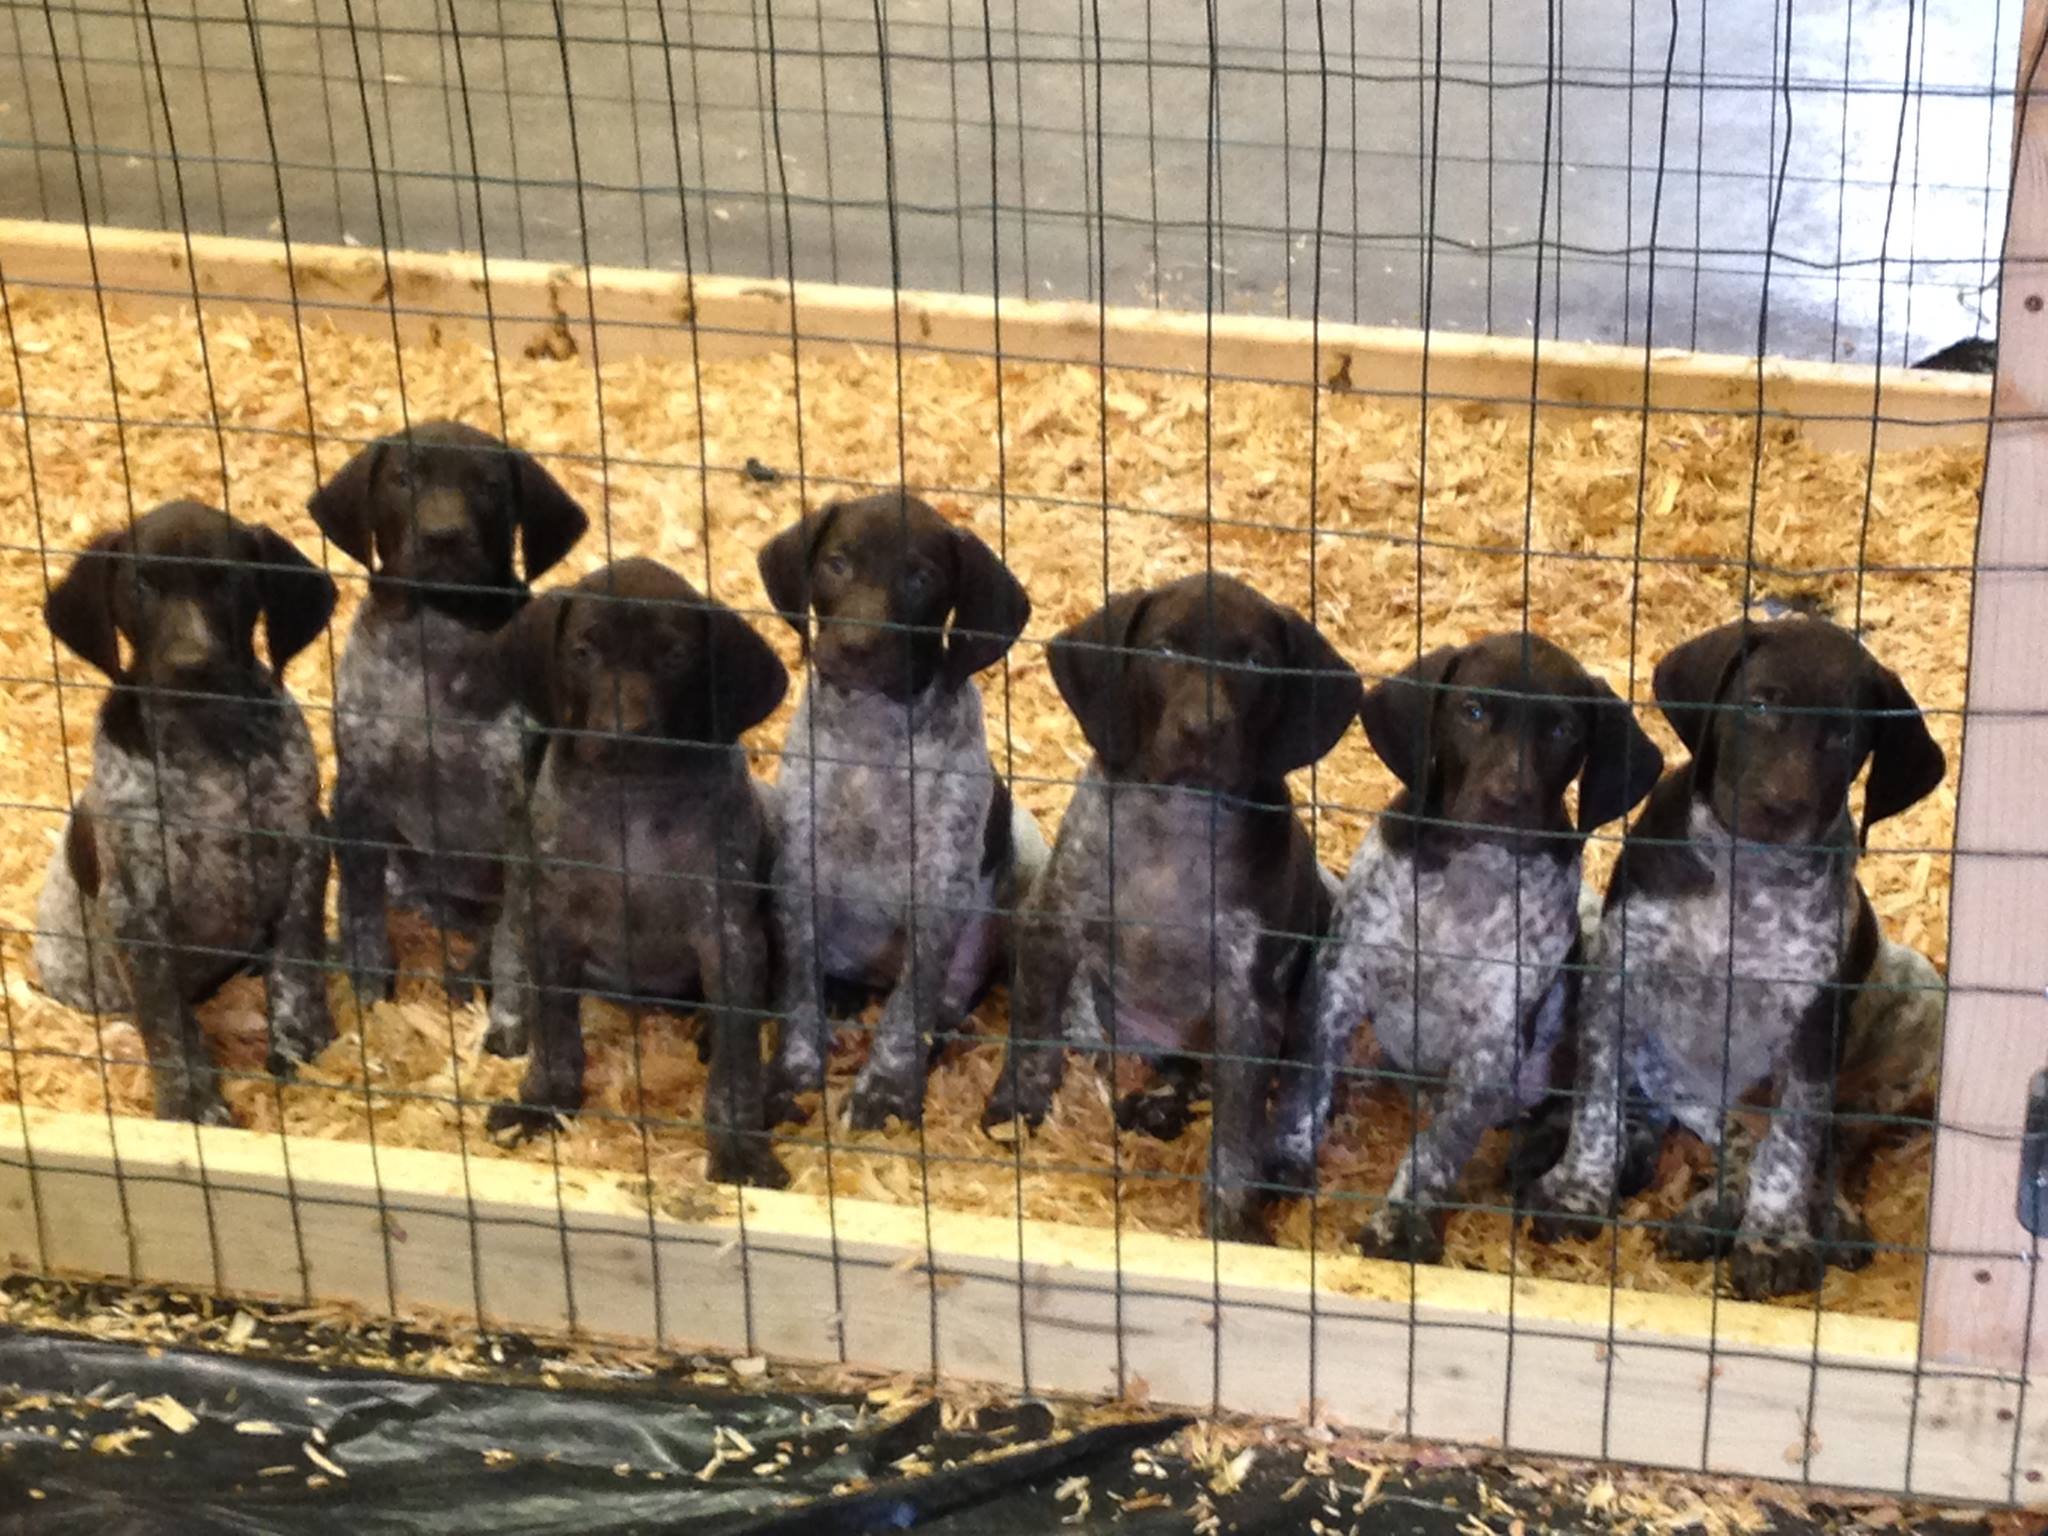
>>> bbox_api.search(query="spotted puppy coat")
[484,559,791,1187]
[982,572,1363,1243]
[757,492,1034,1131]
[308,421,588,1023]
[33,502,339,1123]
[1524,617,1946,1298]
[1269,633,1662,1262]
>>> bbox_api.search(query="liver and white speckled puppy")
[1522,617,1946,1299]
[308,421,587,1023]
[981,573,1363,1244]
[484,560,790,1188]
[1269,633,1662,1263]
[34,502,338,1124]
[758,492,1038,1132]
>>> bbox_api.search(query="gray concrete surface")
[0,0,2017,364]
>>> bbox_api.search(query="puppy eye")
[820,553,852,580]
[568,638,598,668]
[1744,697,1771,718]
[1461,699,1486,724]
[1548,718,1577,742]
[900,567,933,600]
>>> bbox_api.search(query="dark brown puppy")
[983,572,1363,1243]
[757,491,1034,1129]
[484,559,791,1187]
[34,502,338,1123]
[1524,617,1945,1298]
[310,421,588,1013]
[1274,633,1662,1262]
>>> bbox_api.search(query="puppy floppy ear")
[510,449,589,580]
[46,529,131,679]
[1575,671,1663,831]
[1049,590,1151,770]
[1259,607,1365,779]
[1359,645,1462,795]
[756,505,841,639]
[244,525,338,676]
[306,437,388,569]
[1653,621,1754,757]
[1859,658,1945,832]
[500,590,569,727]
[707,605,790,740]
[944,526,1030,688]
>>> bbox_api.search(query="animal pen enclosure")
[1,0,2043,1506]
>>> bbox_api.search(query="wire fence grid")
[0,0,2037,1506]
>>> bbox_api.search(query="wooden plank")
[1923,0,2048,1384]
[0,219,1988,451]
[0,1103,2033,1500]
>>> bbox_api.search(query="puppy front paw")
[980,1076,1049,1138]
[1203,1187,1272,1246]
[339,925,397,1005]
[1356,1202,1445,1264]
[481,1009,529,1058]
[1817,1194,1874,1272]
[155,1072,234,1128]
[848,1063,925,1131]
[1520,1171,1613,1244]
[1115,1083,1194,1141]
[1661,1186,1745,1262]
[1727,1231,1825,1300]
[486,1100,568,1143]
[707,1131,790,1190]
[264,1007,334,1079]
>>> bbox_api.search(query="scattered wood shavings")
[0,289,1968,1321]
[304,1441,348,1479]
[134,1394,197,1434]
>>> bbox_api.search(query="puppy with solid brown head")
[485,559,790,1188]
[34,501,338,1123]
[308,421,588,1018]
[1524,617,1946,1298]
[982,572,1362,1243]
[1270,633,1661,1263]
[757,491,1034,1131]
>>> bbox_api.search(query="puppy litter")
[0,287,1978,1322]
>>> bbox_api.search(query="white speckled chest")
[1057,776,1264,1056]
[776,680,996,974]
[1608,801,1859,1140]
[1337,826,1578,1099]
[335,604,527,884]
[90,699,321,956]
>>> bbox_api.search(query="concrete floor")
[0,0,2017,364]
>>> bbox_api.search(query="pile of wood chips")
[0,285,1981,1323]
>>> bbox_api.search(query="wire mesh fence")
[0,0,2036,1505]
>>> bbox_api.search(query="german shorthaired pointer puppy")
[982,572,1363,1242]
[1268,633,1662,1262]
[309,421,588,1020]
[484,559,790,1188]
[1523,617,1946,1298]
[757,492,1038,1131]
[34,502,338,1123]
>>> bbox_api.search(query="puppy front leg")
[1208,962,1279,1246]
[331,766,397,1004]
[483,828,537,1057]
[1268,926,1371,1195]
[1725,1065,1831,1299]
[700,916,789,1189]
[113,889,230,1126]
[981,897,1078,1134]
[487,944,584,1141]
[1523,957,1626,1242]
[1358,1080,1498,1264]
[765,838,829,1125]
[264,818,335,1075]
[848,899,965,1131]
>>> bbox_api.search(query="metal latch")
[2019,1069,2048,1237]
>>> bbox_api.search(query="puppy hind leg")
[1269,929,1372,1196]
[698,921,788,1190]
[331,769,398,1005]
[1358,1084,1498,1265]
[264,821,336,1075]
[487,964,585,1142]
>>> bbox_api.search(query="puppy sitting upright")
[982,572,1363,1243]
[308,421,588,1017]
[1524,617,1945,1298]
[758,491,1034,1130]
[1270,633,1661,1262]
[34,502,338,1123]
[486,560,790,1188]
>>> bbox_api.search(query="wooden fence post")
[1923,0,2048,1373]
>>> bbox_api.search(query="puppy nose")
[410,493,471,547]
[157,601,216,679]
[592,675,658,737]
